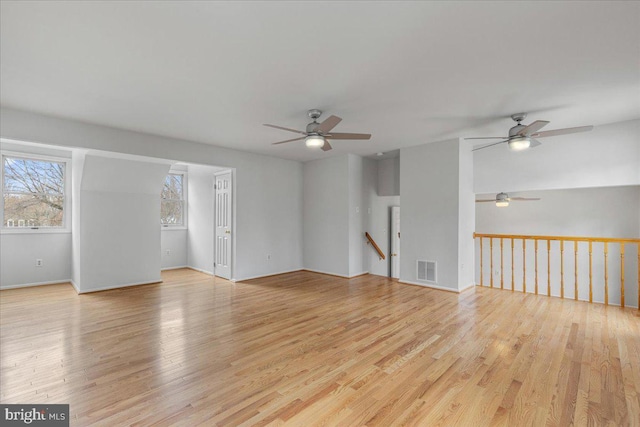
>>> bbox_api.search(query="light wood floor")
[1,269,639,426]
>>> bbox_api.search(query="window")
[2,154,67,229]
[161,173,185,226]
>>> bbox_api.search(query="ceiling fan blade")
[529,138,542,148]
[510,197,541,201]
[263,124,307,135]
[321,140,332,151]
[517,120,550,136]
[465,136,509,140]
[315,115,342,134]
[531,125,593,138]
[271,137,305,145]
[325,132,371,140]
[472,140,509,151]
[475,199,497,203]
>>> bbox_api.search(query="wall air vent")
[417,260,437,283]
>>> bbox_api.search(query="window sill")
[161,226,187,231]
[1,228,71,235]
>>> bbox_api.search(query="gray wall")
[458,141,475,289]
[0,142,73,289]
[377,156,400,196]
[76,155,170,292]
[303,155,349,276]
[400,138,474,291]
[302,154,399,278]
[161,229,188,269]
[348,154,365,276]
[0,233,72,288]
[1,107,304,284]
[187,165,215,275]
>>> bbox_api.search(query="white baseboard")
[161,265,189,271]
[0,279,72,291]
[459,282,476,293]
[302,269,370,279]
[70,279,80,294]
[348,271,369,278]
[77,279,162,294]
[188,266,214,276]
[399,279,463,293]
[233,268,304,282]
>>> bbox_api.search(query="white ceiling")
[1,1,639,162]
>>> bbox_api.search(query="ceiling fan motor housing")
[508,112,528,138]
[306,122,319,134]
[509,124,526,137]
[496,192,509,202]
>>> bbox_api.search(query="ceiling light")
[495,192,509,207]
[305,135,325,149]
[508,136,531,151]
[376,152,384,156]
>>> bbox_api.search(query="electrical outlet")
[267,254,271,260]
[35,259,43,267]
[166,250,171,256]
[356,206,360,213]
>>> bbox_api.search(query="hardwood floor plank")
[1,269,638,426]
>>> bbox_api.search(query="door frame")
[214,169,236,280]
[390,206,400,279]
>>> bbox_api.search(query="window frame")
[160,171,187,229]
[1,151,71,234]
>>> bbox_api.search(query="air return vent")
[417,260,437,283]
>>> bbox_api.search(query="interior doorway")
[214,171,232,279]
[391,206,400,278]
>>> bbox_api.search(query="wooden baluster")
[480,237,483,287]
[490,238,494,288]
[589,241,593,303]
[547,240,551,297]
[500,238,504,290]
[473,234,640,308]
[534,240,538,295]
[604,242,609,306]
[511,238,515,292]
[574,241,578,301]
[560,240,564,299]
[522,239,526,293]
[620,244,625,309]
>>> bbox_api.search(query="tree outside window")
[2,156,66,228]
[161,173,184,226]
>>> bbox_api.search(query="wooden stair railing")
[365,232,386,260]
[474,232,640,309]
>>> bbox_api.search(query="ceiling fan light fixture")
[495,192,509,207]
[305,135,325,149]
[508,136,531,151]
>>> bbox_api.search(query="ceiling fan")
[468,113,593,152]
[476,192,540,207]
[264,109,371,152]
